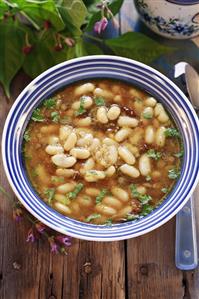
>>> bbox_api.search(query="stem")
[19,11,40,31]
[83,33,103,43]
[0,185,13,202]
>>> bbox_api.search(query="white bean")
[134,99,143,115]
[118,146,135,165]
[93,87,104,97]
[103,196,122,209]
[70,147,90,159]
[84,170,106,182]
[40,125,58,134]
[105,166,116,177]
[139,154,151,176]
[54,194,68,203]
[145,126,155,144]
[59,126,72,141]
[57,182,75,194]
[120,164,140,178]
[109,145,118,164]
[113,94,122,103]
[70,202,80,214]
[117,116,138,128]
[142,107,153,119]
[74,83,95,96]
[48,136,59,145]
[45,144,64,155]
[77,196,93,207]
[64,132,77,151]
[85,188,100,196]
[93,88,113,99]
[54,202,72,214]
[158,111,169,123]
[103,138,117,146]
[52,154,76,168]
[89,138,101,152]
[154,103,164,116]
[72,96,93,110]
[77,133,93,147]
[107,105,121,120]
[74,117,92,127]
[114,206,133,218]
[155,126,166,147]
[111,187,129,202]
[97,106,108,124]
[144,97,157,107]
[129,128,144,145]
[95,204,116,216]
[56,168,75,177]
[83,158,95,171]
[137,186,146,194]
[115,128,131,142]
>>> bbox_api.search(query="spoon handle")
[175,196,198,270]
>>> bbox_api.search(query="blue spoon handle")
[175,196,198,270]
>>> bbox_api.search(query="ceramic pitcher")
[134,0,199,39]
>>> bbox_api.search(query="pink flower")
[94,17,108,35]
[26,228,35,243]
[64,37,75,47]
[55,235,72,247]
[35,222,46,233]
[48,237,59,254]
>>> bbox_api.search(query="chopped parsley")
[140,204,153,216]
[174,149,184,158]
[143,112,153,119]
[44,188,55,204]
[161,187,169,194]
[126,213,139,221]
[51,111,60,123]
[146,175,151,181]
[147,149,162,160]
[31,108,44,122]
[164,128,180,138]
[23,130,31,142]
[51,176,65,183]
[95,96,105,106]
[130,184,152,204]
[96,188,108,204]
[67,183,84,199]
[75,97,86,116]
[43,98,56,109]
[85,213,101,222]
[168,168,180,179]
[105,219,112,226]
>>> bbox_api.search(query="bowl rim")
[2,55,199,241]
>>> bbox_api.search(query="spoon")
[174,62,199,270]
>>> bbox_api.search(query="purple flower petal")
[94,17,108,35]
[26,228,35,243]
[55,235,72,247]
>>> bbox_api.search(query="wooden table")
[0,1,199,298]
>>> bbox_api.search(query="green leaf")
[0,2,9,20]
[0,20,25,97]
[164,127,180,138]
[174,150,184,158]
[15,0,65,31]
[31,108,45,122]
[86,0,124,31]
[44,188,55,204]
[57,0,87,35]
[95,97,105,106]
[75,96,86,116]
[140,204,153,216]
[51,176,65,183]
[85,213,101,222]
[126,213,139,221]
[105,32,175,64]
[130,184,152,204]
[147,149,162,160]
[23,130,31,142]
[43,98,57,109]
[75,39,103,57]
[143,112,153,119]
[161,187,169,194]
[104,218,113,226]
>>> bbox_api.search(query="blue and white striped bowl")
[2,56,199,241]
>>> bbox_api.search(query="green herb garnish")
[146,175,151,181]
[51,111,60,123]
[164,128,180,138]
[75,97,86,116]
[43,98,56,109]
[161,187,169,194]
[85,213,101,223]
[174,149,184,158]
[68,183,84,199]
[143,112,153,119]
[31,108,44,122]
[23,130,31,142]
[140,204,154,216]
[95,96,105,106]
[105,219,112,226]
[126,214,139,221]
[51,176,65,183]
[130,184,152,204]
[96,188,108,204]
[168,168,180,179]
[44,188,55,204]
[147,149,162,160]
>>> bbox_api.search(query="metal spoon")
[174,62,199,270]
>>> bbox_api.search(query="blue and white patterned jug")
[134,0,199,39]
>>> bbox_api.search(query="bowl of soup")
[2,55,199,241]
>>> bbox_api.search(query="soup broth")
[23,79,182,225]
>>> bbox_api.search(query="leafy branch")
[0,0,176,98]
